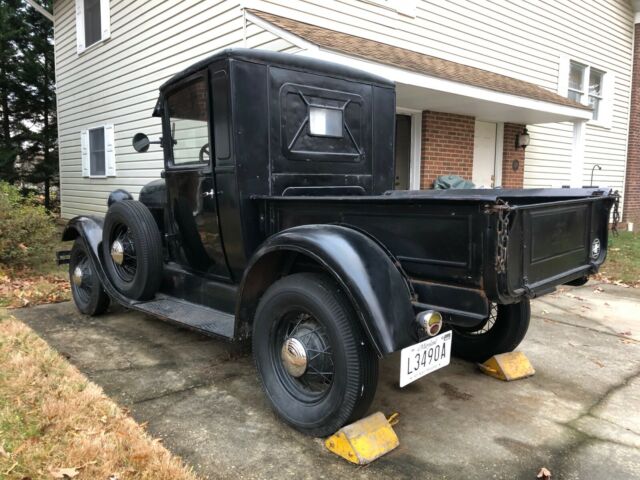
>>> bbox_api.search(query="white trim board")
[396,107,422,190]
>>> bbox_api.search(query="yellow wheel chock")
[478,351,535,381]
[325,412,400,465]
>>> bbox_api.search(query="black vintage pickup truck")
[59,49,617,437]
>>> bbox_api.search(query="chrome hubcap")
[110,240,125,265]
[281,337,308,378]
[72,266,83,286]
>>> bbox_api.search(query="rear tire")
[252,273,378,437]
[451,300,530,363]
[69,238,110,316]
[102,200,163,300]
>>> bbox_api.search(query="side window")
[76,0,110,53]
[80,125,116,178]
[212,70,231,165]
[166,77,210,167]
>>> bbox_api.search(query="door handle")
[202,189,215,198]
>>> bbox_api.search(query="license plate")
[399,331,452,387]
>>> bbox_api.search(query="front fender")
[238,225,416,356]
[62,215,104,252]
[62,215,134,305]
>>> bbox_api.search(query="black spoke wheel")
[450,300,530,363]
[69,238,109,316]
[274,311,335,399]
[253,273,378,437]
[102,200,163,301]
[109,223,138,283]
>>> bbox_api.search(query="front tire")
[69,238,110,316]
[253,273,378,437]
[102,200,163,300]
[451,300,530,363]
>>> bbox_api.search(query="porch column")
[570,120,587,187]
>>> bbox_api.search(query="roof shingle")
[249,10,590,111]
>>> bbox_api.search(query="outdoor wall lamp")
[516,127,530,150]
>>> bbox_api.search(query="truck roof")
[159,48,395,92]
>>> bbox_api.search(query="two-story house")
[52,0,640,227]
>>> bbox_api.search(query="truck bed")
[256,187,617,325]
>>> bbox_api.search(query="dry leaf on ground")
[48,466,80,479]
[537,467,552,479]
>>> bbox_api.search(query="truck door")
[163,72,230,280]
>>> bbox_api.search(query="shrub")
[0,182,57,268]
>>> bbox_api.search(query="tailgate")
[501,194,617,297]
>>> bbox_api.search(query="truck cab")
[60,49,617,437]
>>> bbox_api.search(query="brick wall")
[420,111,475,188]
[501,123,526,188]
[419,111,526,189]
[624,23,640,225]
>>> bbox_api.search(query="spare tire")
[102,200,163,300]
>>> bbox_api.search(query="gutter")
[23,0,53,22]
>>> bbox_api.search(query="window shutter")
[105,124,116,176]
[81,129,90,177]
[557,55,569,96]
[76,0,85,53]
[100,0,110,40]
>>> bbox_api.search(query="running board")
[130,294,235,339]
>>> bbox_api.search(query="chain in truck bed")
[495,200,511,274]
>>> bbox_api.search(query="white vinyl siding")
[55,0,298,218]
[54,0,634,216]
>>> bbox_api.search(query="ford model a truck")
[59,49,617,437]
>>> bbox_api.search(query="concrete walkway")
[13,282,640,479]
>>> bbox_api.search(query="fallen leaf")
[537,467,552,479]
[48,466,80,479]
[591,359,605,368]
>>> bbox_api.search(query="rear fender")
[237,225,416,356]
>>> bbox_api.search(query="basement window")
[75,0,111,53]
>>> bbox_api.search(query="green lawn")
[598,231,640,286]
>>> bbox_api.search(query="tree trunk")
[44,176,50,209]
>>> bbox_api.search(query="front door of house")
[394,114,412,190]
[472,120,498,188]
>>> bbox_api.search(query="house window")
[89,127,105,176]
[81,125,116,177]
[76,0,110,53]
[562,58,612,126]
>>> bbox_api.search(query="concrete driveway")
[13,282,640,480]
